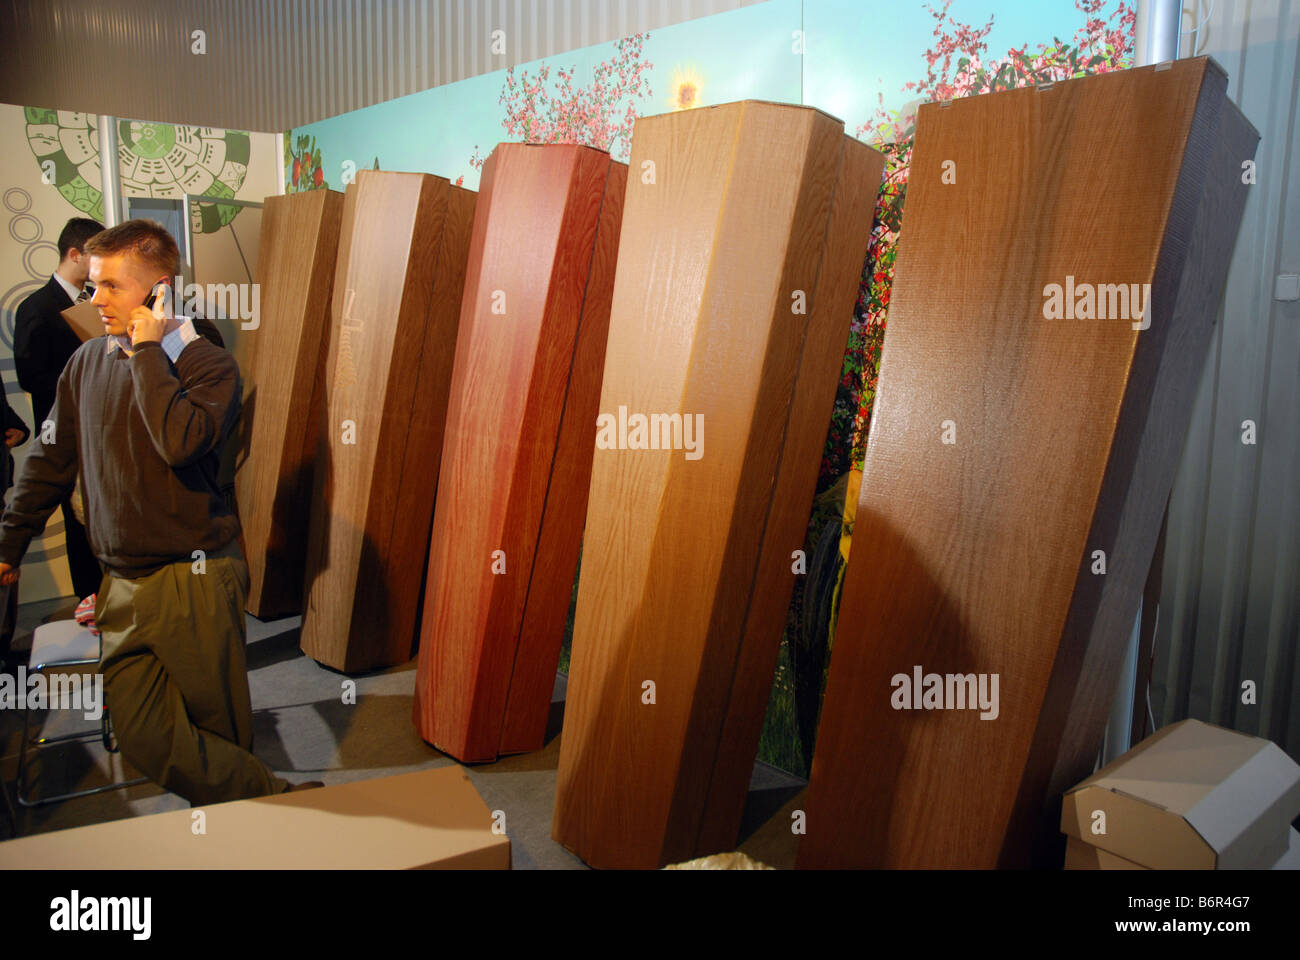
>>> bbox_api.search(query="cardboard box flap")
[1065,719,1188,794]
[1062,782,1216,869]
[1186,741,1300,868]
[1066,720,1298,817]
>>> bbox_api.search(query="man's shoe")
[285,780,325,793]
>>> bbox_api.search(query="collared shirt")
[52,271,84,303]
[106,316,200,362]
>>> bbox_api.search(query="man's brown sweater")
[0,331,242,579]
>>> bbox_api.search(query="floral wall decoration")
[466,32,653,177]
[286,132,327,191]
[821,0,1137,492]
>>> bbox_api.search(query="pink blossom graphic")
[469,33,653,174]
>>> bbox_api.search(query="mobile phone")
[127,283,168,343]
[149,282,168,315]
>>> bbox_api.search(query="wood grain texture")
[234,189,344,618]
[694,135,883,853]
[497,158,628,756]
[412,144,627,762]
[796,58,1258,869]
[552,101,874,869]
[300,170,476,673]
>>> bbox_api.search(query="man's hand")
[4,427,23,448]
[0,561,19,586]
[128,304,167,347]
[129,282,172,347]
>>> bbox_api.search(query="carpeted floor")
[0,594,806,868]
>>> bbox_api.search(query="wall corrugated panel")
[1152,0,1300,758]
[345,0,356,126]
[0,0,756,130]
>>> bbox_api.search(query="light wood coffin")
[797,58,1259,869]
[234,189,344,618]
[413,143,627,762]
[300,171,476,673]
[552,101,883,869]
[0,766,510,869]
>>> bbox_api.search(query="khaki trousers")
[96,541,289,804]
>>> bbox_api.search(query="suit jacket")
[188,312,225,349]
[14,275,83,431]
[1,384,31,492]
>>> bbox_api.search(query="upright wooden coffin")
[235,189,344,618]
[300,171,476,673]
[797,58,1258,869]
[412,143,626,762]
[552,101,883,869]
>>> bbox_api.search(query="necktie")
[75,286,92,303]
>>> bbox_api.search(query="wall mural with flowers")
[287,0,1136,777]
[286,131,380,192]
[286,133,327,190]
[466,32,654,176]
[287,0,803,195]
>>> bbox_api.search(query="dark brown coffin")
[235,188,344,618]
[798,58,1259,869]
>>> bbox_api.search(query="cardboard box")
[1061,719,1300,869]
[1064,836,1147,870]
[1270,827,1300,869]
[1066,828,1300,870]
[0,766,510,869]
[60,300,103,342]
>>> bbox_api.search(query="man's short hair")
[57,217,105,260]
[83,219,179,280]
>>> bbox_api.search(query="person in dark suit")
[0,382,30,668]
[13,217,105,601]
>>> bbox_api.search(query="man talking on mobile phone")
[0,219,320,803]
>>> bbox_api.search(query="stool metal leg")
[16,664,148,809]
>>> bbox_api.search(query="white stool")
[15,619,147,808]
